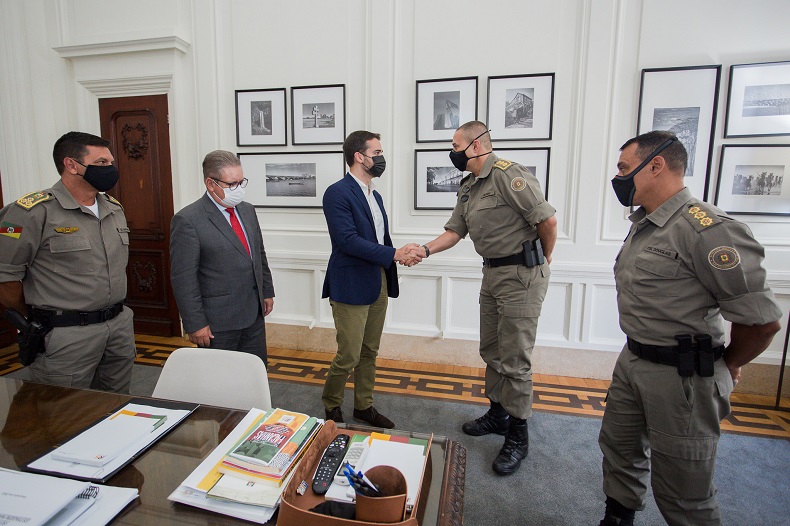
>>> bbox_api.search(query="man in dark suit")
[321,130,419,428]
[170,150,275,364]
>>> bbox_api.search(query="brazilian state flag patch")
[0,221,22,239]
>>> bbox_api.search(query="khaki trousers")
[322,269,388,411]
[22,307,136,394]
[599,345,734,526]
[479,263,549,419]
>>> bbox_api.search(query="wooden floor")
[2,334,788,440]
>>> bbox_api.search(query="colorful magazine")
[227,409,309,467]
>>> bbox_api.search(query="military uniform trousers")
[322,268,388,411]
[599,345,734,526]
[20,307,136,394]
[479,262,549,420]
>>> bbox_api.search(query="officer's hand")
[263,298,274,317]
[187,326,214,347]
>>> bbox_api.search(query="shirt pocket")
[117,227,130,245]
[633,253,681,296]
[49,235,94,274]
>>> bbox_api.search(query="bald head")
[457,121,492,149]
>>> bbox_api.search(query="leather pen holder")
[355,465,408,523]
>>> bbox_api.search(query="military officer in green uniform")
[414,120,557,475]
[598,130,782,526]
[0,131,136,393]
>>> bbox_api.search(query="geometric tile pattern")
[1,336,788,440]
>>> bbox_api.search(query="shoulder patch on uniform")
[681,203,722,232]
[494,159,513,171]
[15,190,53,210]
[708,246,740,270]
[0,221,23,239]
[104,194,123,208]
[511,176,527,192]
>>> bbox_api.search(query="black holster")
[696,334,715,377]
[3,308,51,366]
[522,238,545,268]
[675,334,695,377]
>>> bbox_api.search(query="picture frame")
[238,151,344,208]
[714,144,790,216]
[413,147,549,210]
[235,88,287,146]
[290,84,346,145]
[637,65,721,201]
[724,60,790,138]
[487,73,555,141]
[416,77,478,143]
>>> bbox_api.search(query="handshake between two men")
[393,243,428,267]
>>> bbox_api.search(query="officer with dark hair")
[0,131,135,393]
[598,130,782,525]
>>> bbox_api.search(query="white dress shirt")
[349,173,385,245]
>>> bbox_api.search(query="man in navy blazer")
[321,130,419,428]
[170,150,275,364]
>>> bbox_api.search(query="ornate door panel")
[99,95,181,336]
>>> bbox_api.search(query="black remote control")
[312,433,350,495]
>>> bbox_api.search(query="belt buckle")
[78,312,90,326]
[102,306,115,321]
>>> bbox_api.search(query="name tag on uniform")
[117,227,131,233]
[644,246,677,259]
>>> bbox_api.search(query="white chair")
[152,347,272,411]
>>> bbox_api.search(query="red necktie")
[226,207,250,256]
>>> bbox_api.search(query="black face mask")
[449,130,491,172]
[76,161,120,192]
[611,137,678,207]
[363,154,386,177]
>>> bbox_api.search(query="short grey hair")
[202,150,241,179]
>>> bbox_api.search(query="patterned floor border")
[2,337,788,440]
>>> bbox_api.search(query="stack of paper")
[169,407,323,524]
[27,401,196,483]
[0,468,137,526]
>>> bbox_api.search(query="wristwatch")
[421,244,430,257]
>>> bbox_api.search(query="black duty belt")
[627,336,725,377]
[482,253,524,268]
[30,302,125,328]
[483,238,545,268]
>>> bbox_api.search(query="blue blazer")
[322,173,399,305]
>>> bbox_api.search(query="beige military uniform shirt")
[0,180,130,311]
[614,187,781,347]
[444,153,556,258]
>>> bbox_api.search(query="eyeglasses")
[210,177,248,190]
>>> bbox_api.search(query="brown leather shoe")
[353,406,395,429]
[325,406,344,423]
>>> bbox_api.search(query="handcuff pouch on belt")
[522,238,545,268]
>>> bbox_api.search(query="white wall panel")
[388,276,440,334]
[270,269,314,325]
[587,284,624,347]
[538,282,572,343]
[446,277,481,340]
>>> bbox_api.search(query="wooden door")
[0,174,17,347]
[99,95,181,336]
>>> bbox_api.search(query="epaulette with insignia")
[15,190,53,210]
[681,203,722,232]
[104,194,123,208]
[494,159,513,171]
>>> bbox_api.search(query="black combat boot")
[462,401,509,436]
[598,497,635,526]
[491,417,528,475]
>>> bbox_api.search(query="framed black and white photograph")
[413,147,550,210]
[416,77,477,143]
[495,148,551,199]
[239,151,344,208]
[637,65,721,200]
[714,144,790,216]
[235,88,287,146]
[291,84,346,145]
[725,61,790,138]
[487,73,554,141]
[414,149,465,209]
